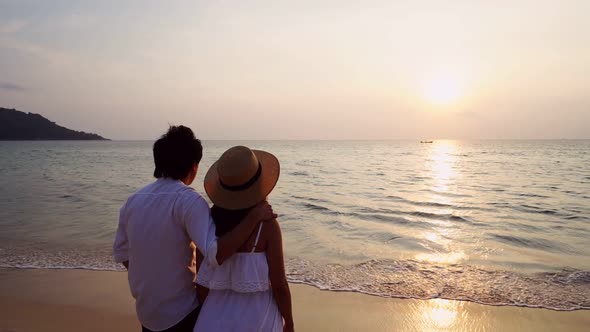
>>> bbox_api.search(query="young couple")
[113,126,294,332]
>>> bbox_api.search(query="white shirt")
[113,178,218,331]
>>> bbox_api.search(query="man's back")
[114,178,213,331]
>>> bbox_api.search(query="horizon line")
[100,138,590,142]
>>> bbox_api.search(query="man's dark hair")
[153,125,203,180]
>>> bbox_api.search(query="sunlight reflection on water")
[428,141,457,194]
[421,299,459,329]
[416,141,468,265]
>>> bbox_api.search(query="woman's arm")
[266,219,294,331]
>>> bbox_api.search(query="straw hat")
[204,146,280,210]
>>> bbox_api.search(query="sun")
[423,75,462,106]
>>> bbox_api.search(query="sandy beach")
[0,268,588,332]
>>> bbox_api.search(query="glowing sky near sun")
[1,1,589,139]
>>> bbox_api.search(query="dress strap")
[251,223,263,253]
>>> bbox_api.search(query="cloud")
[0,19,28,34]
[0,18,72,66]
[0,37,73,67]
[0,82,26,91]
[62,13,98,29]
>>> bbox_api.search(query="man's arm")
[113,202,130,269]
[215,201,276,265]
[183,194,277,267]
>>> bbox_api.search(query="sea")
[0,140,589,311]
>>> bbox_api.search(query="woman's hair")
[211,205,254,237]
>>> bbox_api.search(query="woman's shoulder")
[263,219,281,235]
[261,219,282,247]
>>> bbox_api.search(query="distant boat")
[420,140,434,143]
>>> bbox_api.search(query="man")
[113,126,275,332]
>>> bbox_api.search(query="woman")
[194,146,294,332]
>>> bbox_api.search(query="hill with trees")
[0,108,108,140]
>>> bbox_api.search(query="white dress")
[194,224,282,332]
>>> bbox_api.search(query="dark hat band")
[219,162,262,192]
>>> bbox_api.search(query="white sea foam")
[1,246,588,311]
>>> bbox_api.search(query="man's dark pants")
[141,305,201,332]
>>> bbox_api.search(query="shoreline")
[1,268,590,331]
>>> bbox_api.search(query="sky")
[1,0,589,140]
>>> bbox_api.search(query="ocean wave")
[0,246,123,272]
[297,202,479,227]
[563,215,589,221]
[1,247,589,311]
[355,206,477,225]
[289,171,310,177]
[517,204,560,215]
[285,258,590,311]
[352,212,418,227]
[300,202,333,212]
[404,200,454,209]
[515,192,550,199]
[381,195,495,212]
[408,211,474,224]
[490,234,579,254]
[289,195,330,204]
[295,160,320,167]
[424,189,472,198]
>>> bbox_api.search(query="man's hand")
[248,201,277,222]
[284,322,295,332]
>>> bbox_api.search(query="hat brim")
[204,150,280,210]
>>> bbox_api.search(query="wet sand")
[0,268,588,332]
